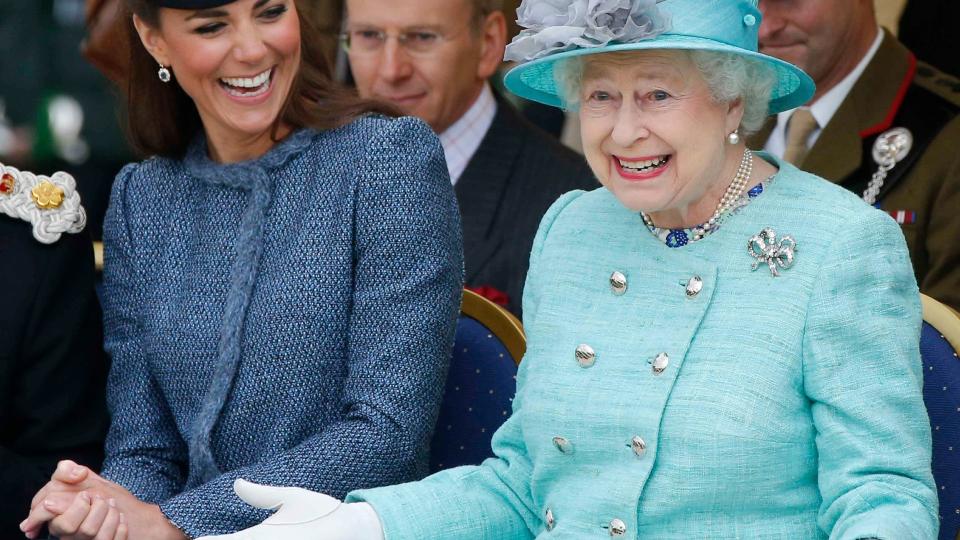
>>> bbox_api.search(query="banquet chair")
[919,293,960,540]
[429,289,525,472]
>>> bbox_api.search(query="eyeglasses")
[339,27,464,56]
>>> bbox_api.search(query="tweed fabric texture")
[100,116,463,537]
[350,157,937,539]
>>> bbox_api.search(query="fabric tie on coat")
[180,129,314,483]
[782,108,819,166]
[187,166,273,483]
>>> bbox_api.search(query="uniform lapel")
[802,31,914,183]
[455,99,524,282]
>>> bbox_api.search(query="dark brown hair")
[124,0,397,158]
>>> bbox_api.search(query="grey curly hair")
[554,50,777,136]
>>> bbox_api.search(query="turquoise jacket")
[350,158,937,539]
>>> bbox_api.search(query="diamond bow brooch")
[747,228,797,277]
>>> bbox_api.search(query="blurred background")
[0,0,953,241]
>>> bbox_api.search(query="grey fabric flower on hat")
[505,0,670,62]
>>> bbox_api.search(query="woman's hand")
[196,479,384,540]
[40,491,128,540]
[22,460,97,538]
[21,460,186,540]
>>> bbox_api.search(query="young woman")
[20,0,463,538]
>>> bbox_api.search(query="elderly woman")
[199,0,937,538]
[19,0,463,538]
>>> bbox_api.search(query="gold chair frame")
[922,293,960,355]
[460,289,526,365]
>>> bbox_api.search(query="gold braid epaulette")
[0,162,86,244]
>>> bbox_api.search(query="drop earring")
[727,129,740,145]
[158,64,171,83]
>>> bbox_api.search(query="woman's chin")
[603,182,665,214]
[211,93,286,138]
[611,193,661,214]
[225,114,282,138]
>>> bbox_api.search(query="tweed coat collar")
[183,127,316,190]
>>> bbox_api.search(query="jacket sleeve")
[0,230,108,534]
[917,119,960,312]
[802,209,938,539]
[157,118,464,537]
[346,190,585,540]
[100,164,189,504]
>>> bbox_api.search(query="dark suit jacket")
[749,31,960,311]
[455,99,595,317]
[0,217,108,536]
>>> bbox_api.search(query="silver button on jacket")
[685,275,704,297]
[545,508,555,530]
[552,436,573,454]
[610,271,628,295]
[575,344,596,368]
[609,518,627,536]
[631,436,647,457]
[651,352,670,375]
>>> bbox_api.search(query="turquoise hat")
[503,0,814,114]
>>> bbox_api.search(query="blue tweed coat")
[350,158,938,539]
[99,116,463,537]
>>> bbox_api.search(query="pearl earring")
[727,130,740,145]
[158,64,171,83]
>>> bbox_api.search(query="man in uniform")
[0,164,108,537]
[753,0,960,311]
[342,0,595,317]
[1,0,134,241]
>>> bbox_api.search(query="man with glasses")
[343,0,594,317]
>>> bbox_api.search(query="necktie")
[782,108,818,165]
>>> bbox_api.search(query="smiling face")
[134,0,301,161]
[344,0,505,133]
[577,50,744,227]
[758,0,877,102]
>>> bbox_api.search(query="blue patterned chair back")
[919,294,960,540]
[430,289,525,472]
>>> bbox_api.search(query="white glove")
[196,479,385,540]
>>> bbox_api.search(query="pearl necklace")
[641,148,753,241]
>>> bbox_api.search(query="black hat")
[151,0,237,8]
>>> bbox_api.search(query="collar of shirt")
[439,83,498,185]
[765,28,883,158]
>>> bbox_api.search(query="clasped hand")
[19,460,183,540]
[21,464,380,540]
